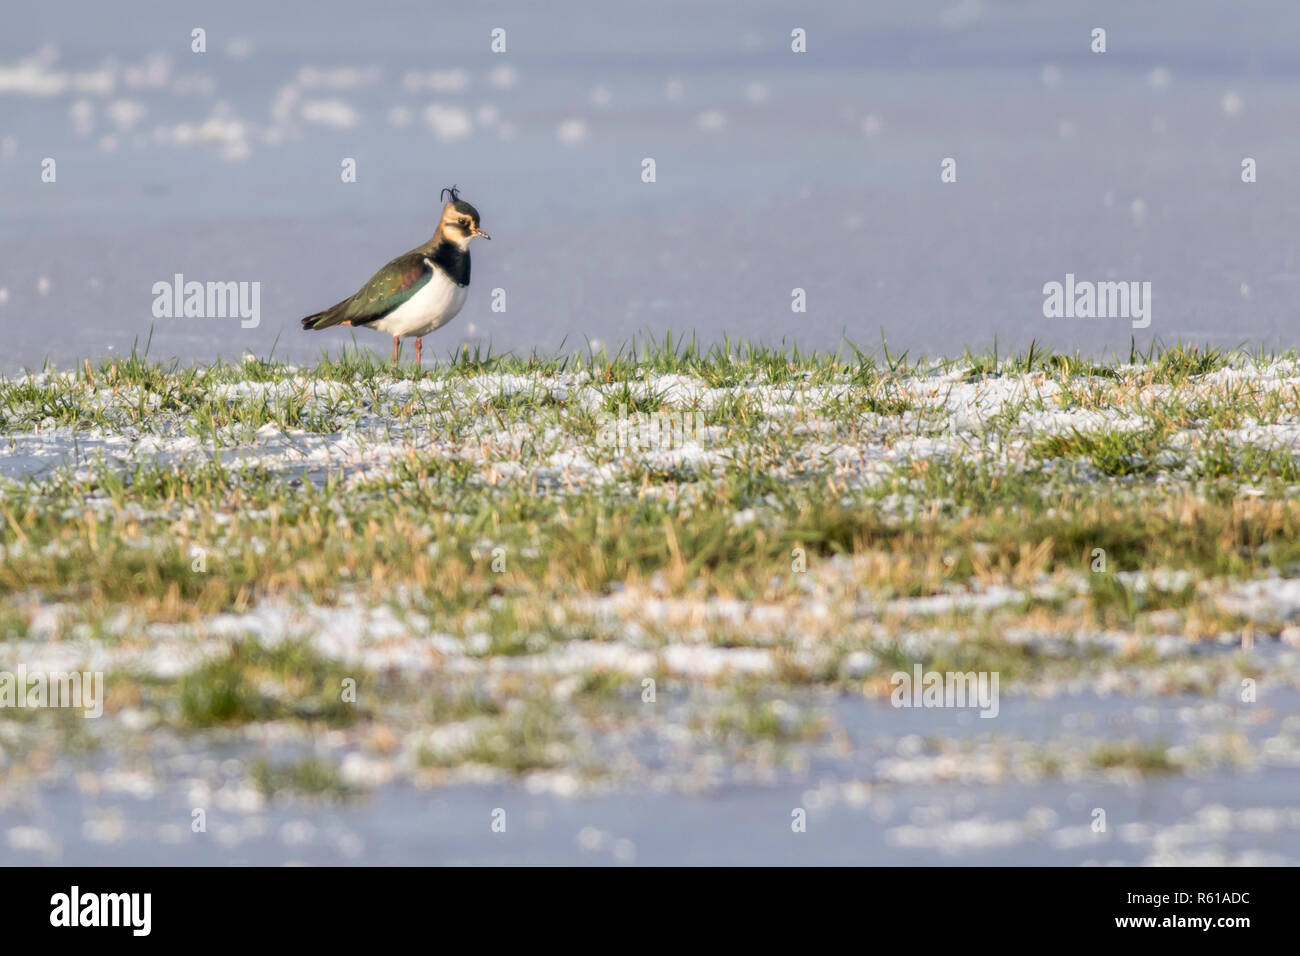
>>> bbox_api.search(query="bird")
[301,186,490,365]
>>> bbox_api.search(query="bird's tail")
[300,301,350,331]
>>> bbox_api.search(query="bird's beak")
[473,225,491,240]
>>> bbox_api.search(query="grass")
[1089,738,1178,774]
[177,641,362,728]
[419,697,570,773]
[1029,425,1168,477]
[251,756,352,798]
[705,692,818,745]
[1,337,1297,782]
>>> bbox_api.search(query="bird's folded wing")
[342,252,434,326]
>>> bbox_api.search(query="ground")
[1,338,1299,864]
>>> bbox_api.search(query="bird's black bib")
[429,242,471,287]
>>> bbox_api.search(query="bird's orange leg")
[415,337,422,367]
[392,336,399,364]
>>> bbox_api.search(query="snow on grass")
[2,342,1300,798]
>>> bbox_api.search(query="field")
[2,337,1299,864]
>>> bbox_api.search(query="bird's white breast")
[372,260,468,338]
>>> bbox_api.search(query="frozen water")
[1,1,1298,371]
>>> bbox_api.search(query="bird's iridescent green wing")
[343,251,433,326]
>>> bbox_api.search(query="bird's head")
[438,186,490,248]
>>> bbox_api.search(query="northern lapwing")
[301,186,490,365]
